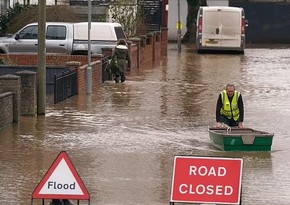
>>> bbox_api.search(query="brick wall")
[0,54,102,66]
[0,54,104,94]
[76,60,102,94]
[0,28,168,92]
[129,44,138,70]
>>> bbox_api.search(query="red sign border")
[32,151,90,200]
[170,155,243,204]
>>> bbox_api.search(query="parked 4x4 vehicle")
[0,22,126,54]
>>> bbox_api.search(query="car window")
[19,25,38,39]
[46,25,66,40]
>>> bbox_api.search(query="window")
[19,26,38,39]
[46,26,66,40]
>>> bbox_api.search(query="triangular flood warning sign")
[32,151,90,200]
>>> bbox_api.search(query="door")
[220,10,241,47]
[202,9,222,47]
[46,25,69,54]
[9,25,38,53]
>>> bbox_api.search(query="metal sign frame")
[31,151,90,205]
[169,155,243,205]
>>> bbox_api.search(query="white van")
[196,6,246,54]
[0,22,126,54]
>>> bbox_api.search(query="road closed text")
[178,165,232,195]
[189,165,226,176]
[179,184,233,195]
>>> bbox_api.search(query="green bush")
[0,58,5,65]
[0,3,31,35]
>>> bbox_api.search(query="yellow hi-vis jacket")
[220,90,240,121]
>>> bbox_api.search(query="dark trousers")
[114,72,125,83]
[220,115,239,127]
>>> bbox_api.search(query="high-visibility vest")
[220,90,240,121]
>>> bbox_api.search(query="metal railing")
[54,69,78,104]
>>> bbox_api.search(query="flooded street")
[1,44,290,205]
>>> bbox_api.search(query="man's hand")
[238,122,244,128]
[216,122,222,128]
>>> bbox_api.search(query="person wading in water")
[111,39,131,83]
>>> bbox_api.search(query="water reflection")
[1,45,290,205]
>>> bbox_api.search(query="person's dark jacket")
[216,93,244,122]
[113,44,131,72]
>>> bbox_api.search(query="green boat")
[208,127,274,151]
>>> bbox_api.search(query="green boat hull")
[209,127,274,151]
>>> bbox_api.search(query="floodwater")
[1,44,290,205]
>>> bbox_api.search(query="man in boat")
[216,84,244,128]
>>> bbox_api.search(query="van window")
[114,27,126,39]
[19,25,38,39]
[46,25,66,40]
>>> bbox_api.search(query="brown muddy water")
[0,44,290,205]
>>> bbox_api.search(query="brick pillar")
[150,33,156,61]
[140,35,147,47]
[129,37,141,68]
[0,74,20,122]
[156,31,161,42]
[162,0,169,28]
[154,31,161,60]
[66,61,81,70]
[147,33,154,45]
[161,27,168,55]
[66,61,82,94]
[16,70,37,116]
[161,0,169,56]
[147,33,155,61]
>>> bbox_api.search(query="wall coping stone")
[129,37,141,42]
[66,61,82,66]
[0,74,20,80]
[0,91,13,98]
[15,70,37,76]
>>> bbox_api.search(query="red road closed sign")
[170,156,243,204]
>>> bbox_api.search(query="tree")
[182,0,207,43]
[0,4,79,35]
[109,0,144,38]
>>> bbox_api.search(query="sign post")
[32,151,90,204]
[170,156,243,205]
[177,0,182,53]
